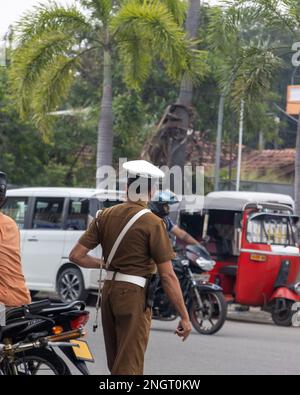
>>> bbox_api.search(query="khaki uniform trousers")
[101,280,152,375]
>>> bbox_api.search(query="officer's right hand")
[175,318,192,342]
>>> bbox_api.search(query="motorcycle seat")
[40,300,86,315]
[6,300,85,322]
[6,299,52,320]
[219,265,238,277]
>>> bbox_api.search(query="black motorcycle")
[0,299,93,375]
[152,244,227,335]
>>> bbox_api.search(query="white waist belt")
[105,271,147,288]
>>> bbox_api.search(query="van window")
[66,199,89,230]
[33,197,65,229]
[2,197,28,229]
[89,198,123,218]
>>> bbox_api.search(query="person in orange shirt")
[0,172,31,307]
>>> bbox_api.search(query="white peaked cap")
[123,160,165,179]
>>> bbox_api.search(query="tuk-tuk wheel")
[271,299,294,327]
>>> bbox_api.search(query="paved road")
[68,306,300,376]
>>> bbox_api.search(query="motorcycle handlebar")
[0,329,84,356]
[47,341,79,348]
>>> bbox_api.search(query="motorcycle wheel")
[271,299,294,327]
[4,349,71,375]
[189,291,227,335]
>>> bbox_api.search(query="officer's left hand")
[175,318,192,342]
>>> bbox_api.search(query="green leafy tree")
[0,66,46,185]
[113,91,148,160]
[0,50,99,187]
[207,3,283,189]
[234,0,300,214]
[9,0,202,187]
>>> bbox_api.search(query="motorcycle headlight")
[181,259,189,267]
[294,283,300,295]
[196,257,216,272]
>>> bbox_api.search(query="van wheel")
[57,267,88,302]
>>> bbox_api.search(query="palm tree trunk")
[96,45,113,189]
[165,0,200,184]
[295,114,300,217]
[177,0,200,106]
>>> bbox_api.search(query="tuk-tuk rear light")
[250,254,267,262]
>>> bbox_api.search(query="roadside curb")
[227,307,273,325]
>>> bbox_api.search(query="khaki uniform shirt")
[0,213,31,307]
[79,200,175,277]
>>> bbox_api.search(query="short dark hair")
[127,176,153,195]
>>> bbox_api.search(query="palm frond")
[158,0,187,26]
[112,0,203,87]
[233,0,297,33]
[117,33,152,89]
[31,55,79,136]
[207,5,265,53]
[9,30,77,117]
[15,2,92,46]
[80,0,115,24]
[130,0,187,26]
[230,45,283,110]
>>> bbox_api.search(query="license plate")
[193,274,210,282]
[71,340,94,363]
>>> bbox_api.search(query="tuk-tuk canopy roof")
[205,191,294,212]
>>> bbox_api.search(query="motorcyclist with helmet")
[0,172,31,307]
[149,190,199,245]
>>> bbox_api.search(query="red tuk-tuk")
[179,191,300,326]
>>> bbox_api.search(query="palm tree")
[9,0,198,187]
[147,0,205,174]
[232,0,300,216]
[208,4,283,191]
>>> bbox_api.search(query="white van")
[3,188,125,302]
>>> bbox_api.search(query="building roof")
[241,149,295,180]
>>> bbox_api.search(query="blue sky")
[0,0,221,37]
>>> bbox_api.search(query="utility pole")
[236,99,245,191]
[214,93,225,191]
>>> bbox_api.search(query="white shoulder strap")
[106,208,151,269]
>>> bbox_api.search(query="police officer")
[70,160,192,375]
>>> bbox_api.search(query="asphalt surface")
[67,305,300,376]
